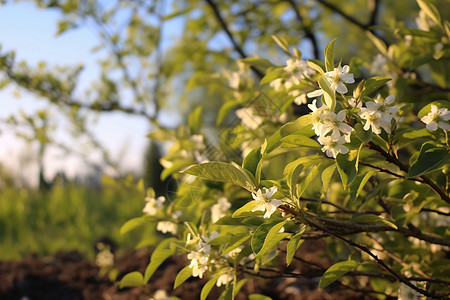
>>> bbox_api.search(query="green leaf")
[222,234,251,255]
[350,214,397,229]
[281,134,321,148]
[249,295,273,300]
[360,76,391,98]
[260,67,285,85]
[321,164,336,194]
[417,0,441,25]
[188,106,203,134]
[366,31,387,55]
[408,143,450,177]
[266,115,314,153]
[118,271,144,288]
[217,100,241,125]
[232,201,260,218]
[174,265,192,289]
[272,35,291,55]
[243,145,264,183]
[184,162,256,191]
[284,155,323,197]
[252,220,287,255]
[120,216,149,235]
[395,28,440,39]
[324,39,336,72]
[241,57,275,73]
[336,153,357,188]
[354,123,372,143]
[319,260,357,289]
[349,171,376,203]
[318,75,336,110]
[201,272,222,300]
[307,60,326,75]
[297,165,320,198]
[286,225,306,266]
[144,238,177,282]
[161,160,194,180]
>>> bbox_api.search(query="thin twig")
[204,0,264,79]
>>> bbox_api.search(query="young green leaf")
[144,238,177,282]
[240,57,275,73]
[286,224,306,266]
[336,153,357,188]
[350,214,397,229]
[324,39,336,72]
[188,106,203,134]
[360,76,391,98]
[252,220,287,256]
[319,260,357,289]
[281,134,321,148]
[201,272,222,300]
[222,234,251,255]
[184,162,256,191]
[408,143,450,177]
[119,216,149,235]
[118,271,145,288]
[174,265,192,289]
[232,201,261,218]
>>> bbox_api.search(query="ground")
[0,240,378,300]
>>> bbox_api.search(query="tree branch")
[316,0,389,47]
[284,0,320,59]
[204,0,264,79]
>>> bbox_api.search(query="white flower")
[143,196,166,216]
[398,282,420,300]
[187,250,209,278]
[325,65,355,94]
[270,78,285,91]
[307,65,354,98]
[308,99,329,136]
[347,97,362,108]
[288,89,308,105]
[319,110,352,141]
[318,135,349,158]
[251,186,283,218]
[95,248,114,268]
[211,197,231,223]
[358,96,398,135]
[150,289,172,300]
[216,273,233,287]
[236,107,264,130]
[421,104,450,131]
[156,221,178,235]
[284,58,314,84]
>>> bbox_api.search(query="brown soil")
[0,240,377,300]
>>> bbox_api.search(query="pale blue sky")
[0,1,164,184]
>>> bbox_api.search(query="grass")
[0,176,151,260]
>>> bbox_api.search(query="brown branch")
[284,0,320,59]
[368,142,450,204]
[204,0,264,79]
[316,0,389,47]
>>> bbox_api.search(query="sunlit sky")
[0,1,181,185]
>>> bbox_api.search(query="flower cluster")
[143,195,166,216]
[308,100,352,158]
[270,58,314,105]
[186,232,218,279]
[211,197,231,223]
[358,95,399,134]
